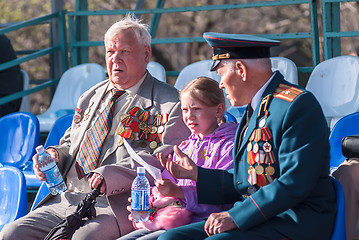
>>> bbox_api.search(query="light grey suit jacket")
[39,74,190,235]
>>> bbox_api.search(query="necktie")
[238,105,253,150]
[76,89,125,179]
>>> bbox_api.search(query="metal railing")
[0,11,68,107]
[67,0,320,75]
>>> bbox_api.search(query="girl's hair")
[180,77,225,107]
[104,14,151,47]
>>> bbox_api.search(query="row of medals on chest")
[247,117,275,177]
[115,113,164,150]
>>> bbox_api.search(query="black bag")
[342,134,359,158]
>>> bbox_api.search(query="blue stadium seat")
[30,113,73,210]
[0,166,27,230]
[30,181,49,211]
[44,113,74,148]
[0,112,41,189]
[329,112,359,170]
[0,112,40,168]
[330,176,347,240]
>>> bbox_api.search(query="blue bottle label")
[131,189,150,211]
[42,164,63,187]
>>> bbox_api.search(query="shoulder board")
[272,83,303,102]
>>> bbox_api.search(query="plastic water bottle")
[35,145,67,195]
[131,167,150,222]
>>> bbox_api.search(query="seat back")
[270,57,298,85]
[329,112,359,169]
[0,112,40,168]
[147,61,166,83]
[174,60,221,90]
[19,70,31,112]
[0,166,27,230]
[37,63,106,132]
[306,56,359,129]
[44,113,74,148]
[330,176,347,240]
[30,181,50,211]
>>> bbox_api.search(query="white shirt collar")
[107,72,147,95]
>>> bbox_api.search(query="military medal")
[247,142,252,152]
[74,108,82,123]
[139,141,147,148]
[116,137,124,146]
[255,165,264,175]
[258,118,266,128]
[157,125,164,134]
[116,125,125,135]
[265,166,275,175]
[151,126,157,134]
[149,141,158,150]
[263,142,272,152]
[253,143,259,153]
[139,122,147,130]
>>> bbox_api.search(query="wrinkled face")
[215,61,243,106]
[181,92,221,138]
[105,28,150,89]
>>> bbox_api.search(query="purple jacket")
[162,122,238,222]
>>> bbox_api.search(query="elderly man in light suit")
[0,15,190,240]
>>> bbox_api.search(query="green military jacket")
[197,71,336,240]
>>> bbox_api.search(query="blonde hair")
[180,77,225,108]
[104,14,151,47]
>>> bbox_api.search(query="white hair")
[104,14,151,46]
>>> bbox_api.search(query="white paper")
[123,139,162,180]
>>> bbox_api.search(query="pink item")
[133,187,192,231]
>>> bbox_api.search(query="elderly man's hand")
[157,145,198,181]
[33,147,59,182]
[88,173,106,194]
[204,211,237,236]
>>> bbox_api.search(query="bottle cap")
[35,145,44,154]
[137,167,145,174]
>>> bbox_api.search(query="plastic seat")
[0,166,27,230]
[37,63,106,132]
[270,57,298,85]
[19,70,31,112]
[44,113,74,148]
[306,56,359,129]
[0,112,40,168]
[330,176,347,240]
[174,59,221,90]
[0,112,41,189]
[328,112,359,170]
[30,181,50,211]
[147,61,166,83]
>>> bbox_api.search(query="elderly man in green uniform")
[158,32,336,240]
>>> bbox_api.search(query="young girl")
[119,77,238,240]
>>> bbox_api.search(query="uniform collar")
[250,72,275,111]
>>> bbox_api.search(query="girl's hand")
[155,179,185,199]
[158,145,198,181]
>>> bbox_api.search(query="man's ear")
[235,60,247,81]
[144,45,152,63]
